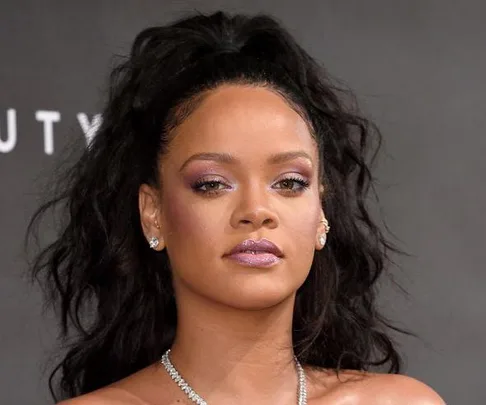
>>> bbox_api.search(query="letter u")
[0,109,17,153]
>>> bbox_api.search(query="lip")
[224,238,283,268]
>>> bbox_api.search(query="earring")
[320,218,330,234]
[149,237,159,250]
[318,217,330,248]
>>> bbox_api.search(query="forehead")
[166,84,318,163]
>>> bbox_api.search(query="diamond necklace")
[160,349,307,405]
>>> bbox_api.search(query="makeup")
[224,252,281,268]
[224,239,283,268]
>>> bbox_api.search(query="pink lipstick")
[224,239,283,268]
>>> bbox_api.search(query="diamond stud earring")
[149,237,159,250]
[319,234,327,247]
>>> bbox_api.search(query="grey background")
[1,1,484,404]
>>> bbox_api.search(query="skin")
[59,85,445,405]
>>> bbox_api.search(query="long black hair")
[27,11,407,401]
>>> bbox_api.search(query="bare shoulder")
[360,373,446,404]
[56,363,178,405]
[307,368,446,405]
[56,387,146,405]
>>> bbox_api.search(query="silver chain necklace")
[160,349,307,405]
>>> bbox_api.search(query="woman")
[29,11,445,405]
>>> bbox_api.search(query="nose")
[230,185,279,230]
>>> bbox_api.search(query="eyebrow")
[179,151,313,172]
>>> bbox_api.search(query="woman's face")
[140,84,326,310]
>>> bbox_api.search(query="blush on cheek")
[163,192,219,249]
[290,206,320,241]
[164,193,196,237]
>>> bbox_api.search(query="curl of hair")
[27,11,408,401]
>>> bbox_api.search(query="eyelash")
[191,176,310,196]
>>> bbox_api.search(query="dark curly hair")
[27,11,407,402]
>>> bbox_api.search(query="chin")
[216,281,299,311]
[223,296,294,311]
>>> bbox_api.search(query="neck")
[167,286,302,405]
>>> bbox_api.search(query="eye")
[273,176,310,194]
[192,179,231,195]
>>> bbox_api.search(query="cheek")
[286,203,320,256]
[163,192,222,255]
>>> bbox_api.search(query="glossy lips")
[224,238,283,268]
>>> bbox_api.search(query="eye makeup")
[191,176,233,195]
[272,175,310,193]
[188,172,311,198]
[181,156,315,197]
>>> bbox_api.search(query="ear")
[139,183,165,250]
